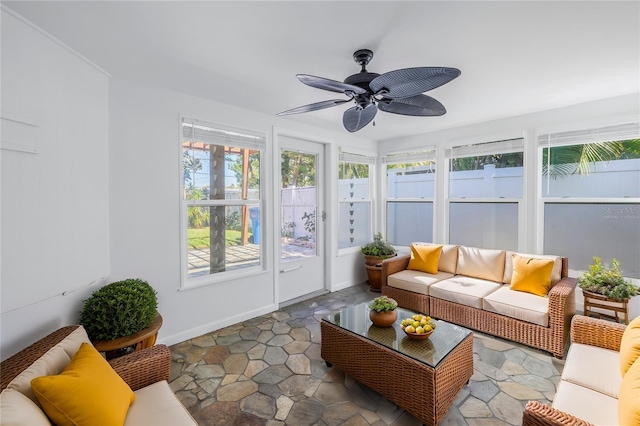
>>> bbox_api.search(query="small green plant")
[578,257,639,300]
[302,211,316,233]
[80,279,158,340]
[361,232,396,258]
[369,296,398,313]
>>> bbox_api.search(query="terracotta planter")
[369,309,398,327]
[363,253,396,292]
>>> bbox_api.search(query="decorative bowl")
[400,314,436,340]
[403,328,434,340]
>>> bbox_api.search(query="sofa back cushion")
[407,244,442,274]
[620,315,640,376]
[503,251,563,286]
[6,326,91,405]
[457,246,506,282]
[412,243,458,274]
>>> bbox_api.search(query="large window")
[384,149,436,246]
[446,138,524,250]
[539,123,640,277]
[181,118,265,285]
[338,150,375,250]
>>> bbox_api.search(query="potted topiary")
[579,257,639,323]
[361,233,397,292]
[368,295,398,327]
[80,278,160,359]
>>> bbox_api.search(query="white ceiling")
[4,1,640,141]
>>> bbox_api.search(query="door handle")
[280,266,303,273]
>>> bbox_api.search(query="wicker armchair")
[1,325,171,392]
[522,315,627,426]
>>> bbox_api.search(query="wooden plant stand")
[582,291,629,324]
[92,314,163,360]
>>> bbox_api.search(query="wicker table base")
[321,320,473,426]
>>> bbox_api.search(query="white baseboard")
[331,279,365,292]
[157,303,278,347]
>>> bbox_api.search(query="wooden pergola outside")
[182,140,256,249]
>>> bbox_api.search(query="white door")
[278,136,325,303]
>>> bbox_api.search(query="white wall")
[0,8,375,360]
[108,78,375,347]
[1,9,110,360]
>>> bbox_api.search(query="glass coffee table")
[321,303,473,426]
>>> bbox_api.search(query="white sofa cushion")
[503,251,563,286]
[482,286,550,327]
[457,246,506,282]
[126,381,197,426]
[0,389,51,426]
[552,380,619,426]
[6,345,71,405]
[430,276,502,309]
[412,243,458,274]
[562,343,622,398]
[388,270,454,295]
[6,326,91,405]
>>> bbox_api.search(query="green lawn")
[187,227,243,249]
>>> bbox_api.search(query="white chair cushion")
[6,326,91,406]
[457,246,506,282]
[6,345,70,405]
[503,251,563,286]
[552,380,619,426]
[126,381,197,426]
[430,276,502,309]
[412,243,458,274]
[482,286,550,327]
[0,389,51,426]
[562,343,622,398]
[387,270,453,295]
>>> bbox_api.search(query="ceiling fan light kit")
[278,49,461,132]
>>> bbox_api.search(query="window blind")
[382,147,436,164]
[445,138,524,159]
[182,118,266,150]
[338,149,377,165]
[537,122,640,147]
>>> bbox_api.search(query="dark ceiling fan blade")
[378,94,446,116]
[277,99,350,116]
[370,67,461,99]
[343,103,377,132]
[297,74,367,95]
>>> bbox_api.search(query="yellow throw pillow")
[620,315,640,377]
[407,244,443,275]
[510,254,555,297]
[618,355,640,426]
[31,342,135,426]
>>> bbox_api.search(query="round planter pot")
[369,309,398,327]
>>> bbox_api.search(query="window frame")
[535,123,640,278]
[383,148,437,248]
[179,117,267,289]
[444,138,525,250]
[337,149,376,254]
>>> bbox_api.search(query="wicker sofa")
[523,315,640,425]
[381,243,577,358]
[0,325,196,425]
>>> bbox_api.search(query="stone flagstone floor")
[169,283,564,425]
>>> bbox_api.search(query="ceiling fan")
[278,49,461,132]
